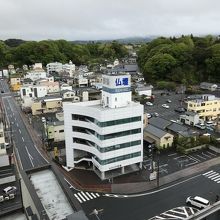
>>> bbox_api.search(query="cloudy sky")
[0,0,219,40]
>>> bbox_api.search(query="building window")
[94,151,141,165]
[72,114,141,127]
[59,130,64,133]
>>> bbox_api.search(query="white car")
[3,186,17,195]
[146,113,152,119]
[186,196,210,209]
[162,104,169,109]
[146,102,153,106]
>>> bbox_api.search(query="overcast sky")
[0,0,219,41]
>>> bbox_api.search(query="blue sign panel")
[115,77,129,86]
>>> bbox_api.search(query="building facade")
[187,94,220,121]
[64,74,143,180]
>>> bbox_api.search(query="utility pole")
[157,150,160,188]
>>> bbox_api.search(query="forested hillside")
[0,39,128,67]
[138,35,220,84]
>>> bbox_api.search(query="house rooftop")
[144,124,168,138]
[148,117,172,130]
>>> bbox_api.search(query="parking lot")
[143,148,220,178]
[144,92,187,121]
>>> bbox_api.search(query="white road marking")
[25,146,34,167]
[214,178,220,182]
[211,175,220,180]
[77,192,86,202]
[205,172,217,177]
[22,137,24,142]
[203,170,214,175]
[17,123,19,127]
[81,191,90,201]
[86,192,93,199]
[91,193,97,198]
[19,129,21,133]
[207,173,218,178]
[34,144,49,163]
[74,194,82,203]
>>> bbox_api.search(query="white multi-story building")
[64,74,143,180]
[25,63,47,81]
[46,62,63,74]
[20,85,48,99]
[62,61,75,77]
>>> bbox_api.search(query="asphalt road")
[0,80,48,170]
[81,165,220,220]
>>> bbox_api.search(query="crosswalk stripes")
[203,170,220,183]
[74,191,101,203]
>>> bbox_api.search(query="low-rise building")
[47,121,65,142]
[144,124,174,149]
[200,82,218,91]
[10,76,21,91]
[135,85,152,96]
[187,94,220,120]
[180,111,200,126]
[25,63,47,81]
[20,85,47,99]
[31,96,62,115]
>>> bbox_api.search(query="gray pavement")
[111,155,220,194]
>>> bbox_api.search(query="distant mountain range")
[72,36,157,44]
[2,36,157,47]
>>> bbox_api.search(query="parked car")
[174,107,186,113]
[152,112,159,117]
[3,186,17,195]
[162,104,169,109]
[146,113,152,119]
[166,99,172,103]
[146,102,153,106]
[195,124,206,130]
[186,196,210,209]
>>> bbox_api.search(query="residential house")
[20,85,47,99]
[60,83,72,91]
[35,77,60,93]
[148,117,172,130]
[10,76,21,91]
[60,90,80,102]
[22,78,33,86]
[135,85,152,96]
[200,82,218,91]
[180,111,200,126]
[31,96,62,115]
[144,124,174,149]
[46,121,65,142]
[25,63,47,81]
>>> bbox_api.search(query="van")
[186,196,210,209]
